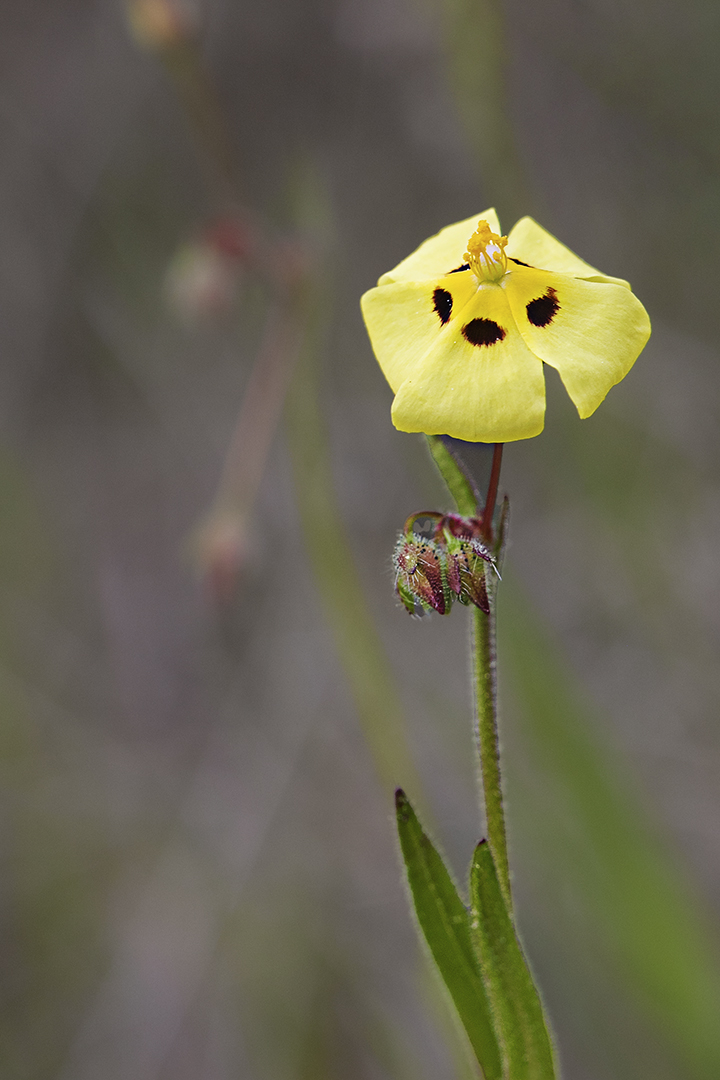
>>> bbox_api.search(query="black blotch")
[449,263,469,274]
[509,257,534,268]
[526,287,560,327]
[462,318,506,347]
[432,287,453,325]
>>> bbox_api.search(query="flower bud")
[393,534,450,615]
[444,535,492,614]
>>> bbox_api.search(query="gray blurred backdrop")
[1,1,720,1078]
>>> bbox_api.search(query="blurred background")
[2,1,720,1077]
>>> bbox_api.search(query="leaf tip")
[395,788,411,822]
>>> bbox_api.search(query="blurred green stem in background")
[134,0,422,801]
[126,0,240,202]
[133,0,423,801]
[128,12,435,1065]
[284,264,422,799]
[501,579,720,1080]
[437,0,537,222]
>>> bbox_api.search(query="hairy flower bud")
[444,535,492,613]
[393,535,450,615]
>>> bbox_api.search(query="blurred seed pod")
[193,511,252,605]
[125,0,199,50]
[165,218,258,320]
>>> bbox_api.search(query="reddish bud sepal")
[440,513,484,542]
[393,534,451,615]
[444,535,492,613]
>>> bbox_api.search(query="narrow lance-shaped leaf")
[395,790,502,1079]
[470,841,557,1080]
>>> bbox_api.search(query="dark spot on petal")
[526,287,560,327]
[509,257,534,268]
[462,318,506,347]
[433,287,453,325]
[449,263,470,274]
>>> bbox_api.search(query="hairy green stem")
[473,599,511,910]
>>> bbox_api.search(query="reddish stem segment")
[482,443,504,542]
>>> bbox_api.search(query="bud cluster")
[393,512,496,617]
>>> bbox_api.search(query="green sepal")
[395,790,502,1079]
[396,577,418,615]
[469,841,557,1079]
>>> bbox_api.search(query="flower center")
[465,220,508,283]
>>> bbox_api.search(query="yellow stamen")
[465,220,508,283]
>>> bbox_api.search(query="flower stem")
[473,599,511,910]
[476,443,511,909]
[482,443,503,543]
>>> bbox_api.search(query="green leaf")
[395,790,502,1079]
[469,842,557,1080]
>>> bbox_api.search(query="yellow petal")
[506,217,630,288]
[361,270,480,391]
[390,282,546,442]
[503,266,651,418]
[378,209,501,285]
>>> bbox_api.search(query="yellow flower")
[361,210,651,443]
